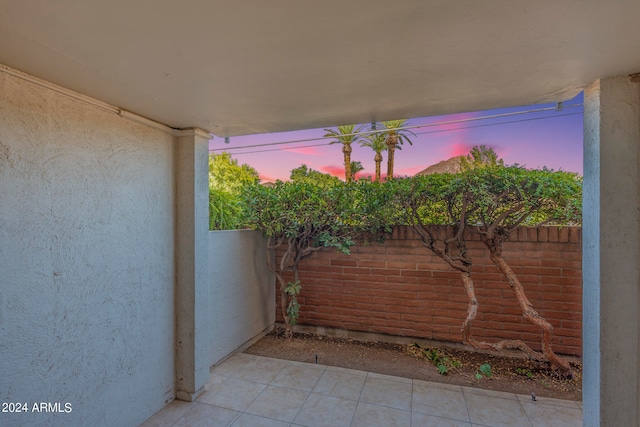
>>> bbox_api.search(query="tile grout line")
[410,379,415,427]
[289,359,328,425]
[272,359,327,425]
[459,384,473,426]
[225,356,284,425]
[513,393,534,427]
[220,356,255,426]
[348,372,372,427]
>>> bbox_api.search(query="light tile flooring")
[141,353,582,427]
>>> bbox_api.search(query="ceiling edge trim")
[0,63,214,137]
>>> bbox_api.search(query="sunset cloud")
[283,146,323,155]
[446,142,476,157]
[319,165,345,178]
[259,173,278,183]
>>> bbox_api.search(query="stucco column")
[175,128,211,401]
[583,76,640,426]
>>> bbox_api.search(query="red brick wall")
[276,226,582,356]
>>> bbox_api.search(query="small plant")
[475,363,493,380]
[516,367,534,379]
[410,344,461,375]
[284,280,302,325]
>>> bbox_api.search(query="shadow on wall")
[208,230,275,366]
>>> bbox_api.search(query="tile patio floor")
[140,353,582,427]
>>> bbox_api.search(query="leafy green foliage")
[460,145,504,171]
[209,188,243,230]
[361,131,387,154]
[290,164,341,187]
[208,152,260,230]
[350,160,364,177]
[516,367,534,379]
[324,125,364,148]
[476,363,493,380]
[384,174,475,276]
[388,174,461,226]
[360,131,387,181]
[238,144,582,350]
[242,180,360,252]
[346,179,401,236]
[324,124,365,182]
[455,161,580,374]
[381,119,416,179]
[390,163,582,231]
[410,344,461,375]
[241,180,365,334]
[284,280,302,325]
[209,152,260,193]
[460,165,583,231]
[381,119,416,147]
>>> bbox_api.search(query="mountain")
[414,155,466,176]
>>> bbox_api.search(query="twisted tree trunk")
[457,256,543,360]
[412,225,547,362]
[459,271,478,343]
[265,238,293,337]
[490,251,573,372]
[484,240,573,375]
[411,225,481,349]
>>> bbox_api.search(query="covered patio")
[2,2,640,426]
[142,353,582,426]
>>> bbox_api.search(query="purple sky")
[209,93,583,182]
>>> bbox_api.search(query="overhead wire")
[220,111,583,156]
[212,105,583,152]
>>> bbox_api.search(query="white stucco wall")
[0,71,175,426]
[207,230,274,367]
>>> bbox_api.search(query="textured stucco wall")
[583,77,640,427]
[0,71,175,426]
[207,230,274,366]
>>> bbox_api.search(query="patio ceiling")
[1,1,639,137]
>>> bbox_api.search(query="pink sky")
[209,93,584,182]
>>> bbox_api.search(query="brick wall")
[276,225,582,357]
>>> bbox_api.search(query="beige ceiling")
[1,1,640,137]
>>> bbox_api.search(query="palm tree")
[382,119,416,180]
[350,161,364,180]
[324,124,364,182]
[360,131,387,181]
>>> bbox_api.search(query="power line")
[413,111,582,137]
[230,141,333,156]
[223,111,582,156]
[210,103,583,153]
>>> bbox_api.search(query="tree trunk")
[488,248,573,374]
[411,226,544,361]
[279,283,292,338]
[265,240,293,338]
[386,141,395,180]
[460,267,545,360]
[460,271,478,343]
[343,144,352,182]
[374,152,382,182]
